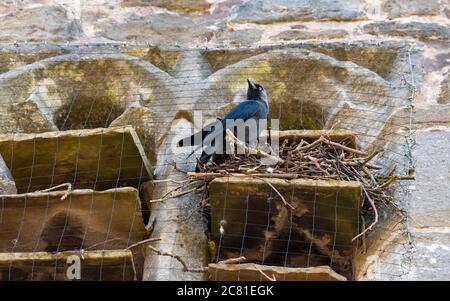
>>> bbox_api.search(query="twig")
[305,155,330,175]
[218,256,247,264]
[226,129,284,165]
[320,136,368,156]
[147,245,207,273]
[352,187,378,241]
[294,137,324,152]
[126,238,162,250]
[149,179,190,184]
[167,160,187,174]
[38,183,72,200]
[84,238,122,251]
[362,166,377,185]
[253,264,276,281]
[253,176,295,210]
[246,164,262,173]
[360,149,383,166]
[377,175,415,189]
[360,216,367,254]
[289,139,307,154]
[149,187,202,203]
[188,172,301,180]
[181,198,209,222]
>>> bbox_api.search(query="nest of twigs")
[184,130,412,241]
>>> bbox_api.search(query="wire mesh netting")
[0,41,419,281]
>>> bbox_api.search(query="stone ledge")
[0,250,136,281]
[0,187,146,253]
[209,263,347,281]
[0,126,153,193]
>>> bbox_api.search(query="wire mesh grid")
[0,40,419,281]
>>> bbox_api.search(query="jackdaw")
[178,79,269,168]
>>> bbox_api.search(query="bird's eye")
[258,87,262,91]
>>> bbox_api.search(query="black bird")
[178,79,269,168]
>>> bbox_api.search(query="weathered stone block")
[209,263,347,281]
[230,0,366,24]
[121,47,182,74]
[0,187,147,278]
[0,5,82,43]
[0,187,146,253]
[110,107,158,166]
[413,105,450,127]
[273,29,349,41]
[408,130,450,228]
[0,98,58,134]
[214,29,265,47]
[0,45,62,74]
[363,21,450,41]
[101,13,209,44]
[438,71,449,104]
[209,177,361,280]
[383,0,442,19]
[0,126,152,193]
[122,0,211,14]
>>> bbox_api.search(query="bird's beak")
[247,79,256,89]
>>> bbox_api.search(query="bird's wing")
[178,101,259,147]
[223,100,264,121]
[179,101,266,160]
[200,101,264,147]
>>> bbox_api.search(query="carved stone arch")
[197,49,392,149]
[0,53,174,133]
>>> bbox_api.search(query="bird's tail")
[177,119,221,147]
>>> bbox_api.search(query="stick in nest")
[295,136,368,156]
[352,187,378,241]
[225,129,284,165]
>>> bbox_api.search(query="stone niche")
[0,51,173,133]
[208,130,362,281]
[209,177,361,281]
[198,41,414,158]
[0,188,148,280]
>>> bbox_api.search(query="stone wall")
[0,0,449,281]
